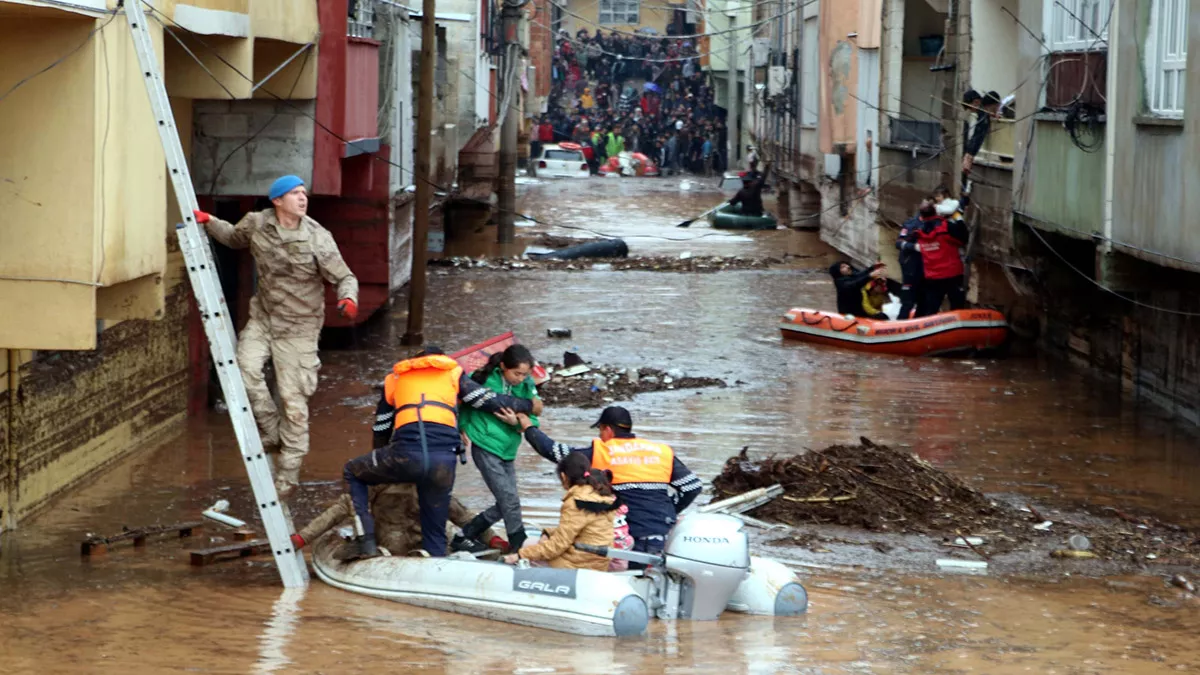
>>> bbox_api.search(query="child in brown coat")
[503,453,620,571]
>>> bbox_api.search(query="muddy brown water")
[2,177,1199,673]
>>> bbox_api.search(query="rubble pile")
[712,438,1002,535]
[713,439,1200,564]
[430,254,811,273]
[538,364,726,408]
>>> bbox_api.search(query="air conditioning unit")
[752,38,770,67]
[768,66,791,95]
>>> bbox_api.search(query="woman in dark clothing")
[829,261,888,316]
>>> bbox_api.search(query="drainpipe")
[1100,3,1118,263]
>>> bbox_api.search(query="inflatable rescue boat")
[708,203,778,230]
[780,307,1008,357]
[312,513,807,637]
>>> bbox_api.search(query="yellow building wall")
[96,17,169,290]
[251,0,319,44]
[0,16,100,350]
[564,0,675,37]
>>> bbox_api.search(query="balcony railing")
[348,0,376,39]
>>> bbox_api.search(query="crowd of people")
[830,187,969,321]
[532,27,731,176]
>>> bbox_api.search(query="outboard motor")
[658,513,751,620]
[578,512,772,621]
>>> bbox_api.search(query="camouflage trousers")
[237,307,321,498]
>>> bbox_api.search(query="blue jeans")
[343,443,458,556]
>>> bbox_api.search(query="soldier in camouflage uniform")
[194,175,358,498]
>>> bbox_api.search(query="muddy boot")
[451,514,492,554]
[333,535,380,562]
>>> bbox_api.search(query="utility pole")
[497,0,522,245]
[403,0,438,346]
[726,13,739,170]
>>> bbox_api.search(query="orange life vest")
[384,354,463,429]
[591,437,674,485]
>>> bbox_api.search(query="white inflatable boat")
[312,513,808,637]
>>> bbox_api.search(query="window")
[1043,0,1110,108]
[599,0,639,26]
[801,16,818,125]
[1146,0,1189,116]
[1048,0,1109,52]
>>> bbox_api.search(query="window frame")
[1145,0,1189,117]
[1044,0,1110,53]
[598,0,640,26]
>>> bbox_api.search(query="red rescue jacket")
[917,216,966,280]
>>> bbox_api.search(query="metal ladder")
[123,0,309,587]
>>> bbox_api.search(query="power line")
[0,9,120,106]
[145,5,749,243]
[1021,220,1200,317]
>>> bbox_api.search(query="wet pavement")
[3,176,1200,673]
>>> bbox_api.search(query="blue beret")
[268,175,305,200]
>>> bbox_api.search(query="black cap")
[591,406,633,430]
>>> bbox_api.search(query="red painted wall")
[345,38,381,140]
[314,0,348,195]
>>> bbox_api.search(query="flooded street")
[3,177,1199,673]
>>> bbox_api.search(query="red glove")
[290,533,306,550]
[337,298,358,320]
[193,209,211,224]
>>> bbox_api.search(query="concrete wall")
[559,0,675,39]
[969,0,1018,97]
[190,99,317,195]
[1107,0,1200,274]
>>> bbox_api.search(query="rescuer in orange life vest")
[340,346,536,560]
[516,406,703,567]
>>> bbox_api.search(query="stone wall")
[190,99,317,196]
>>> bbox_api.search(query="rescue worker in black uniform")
[341,346,536,560]
[516,406,703,566]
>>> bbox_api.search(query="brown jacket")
[204,209,358,333]
[518,484,618,571]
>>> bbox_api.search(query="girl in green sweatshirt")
[451,345,543,553]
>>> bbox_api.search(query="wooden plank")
[189,539,271,566]
[81,521,204,557]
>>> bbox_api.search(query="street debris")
[1051,549,1098,559]
[936,558,989,572]
[546,328,572,338]
[202,499,247,529]
[189,539,272,567]
[526,239,629,260]
[712,438,1002,535]
[81,521,204,556]
[431,254,816,274]
[1169,574,1196,594]
[538,362,725,408]
[713,439,1200,566]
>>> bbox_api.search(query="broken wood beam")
[699,485,784,514]
[782,494,857,503]
[81,521,205,557]
[189,539,271,567]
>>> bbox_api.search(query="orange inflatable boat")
[779,308,1008,357]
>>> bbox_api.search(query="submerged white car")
[535,144,590,178]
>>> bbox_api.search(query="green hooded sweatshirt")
[458,367,540,461]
